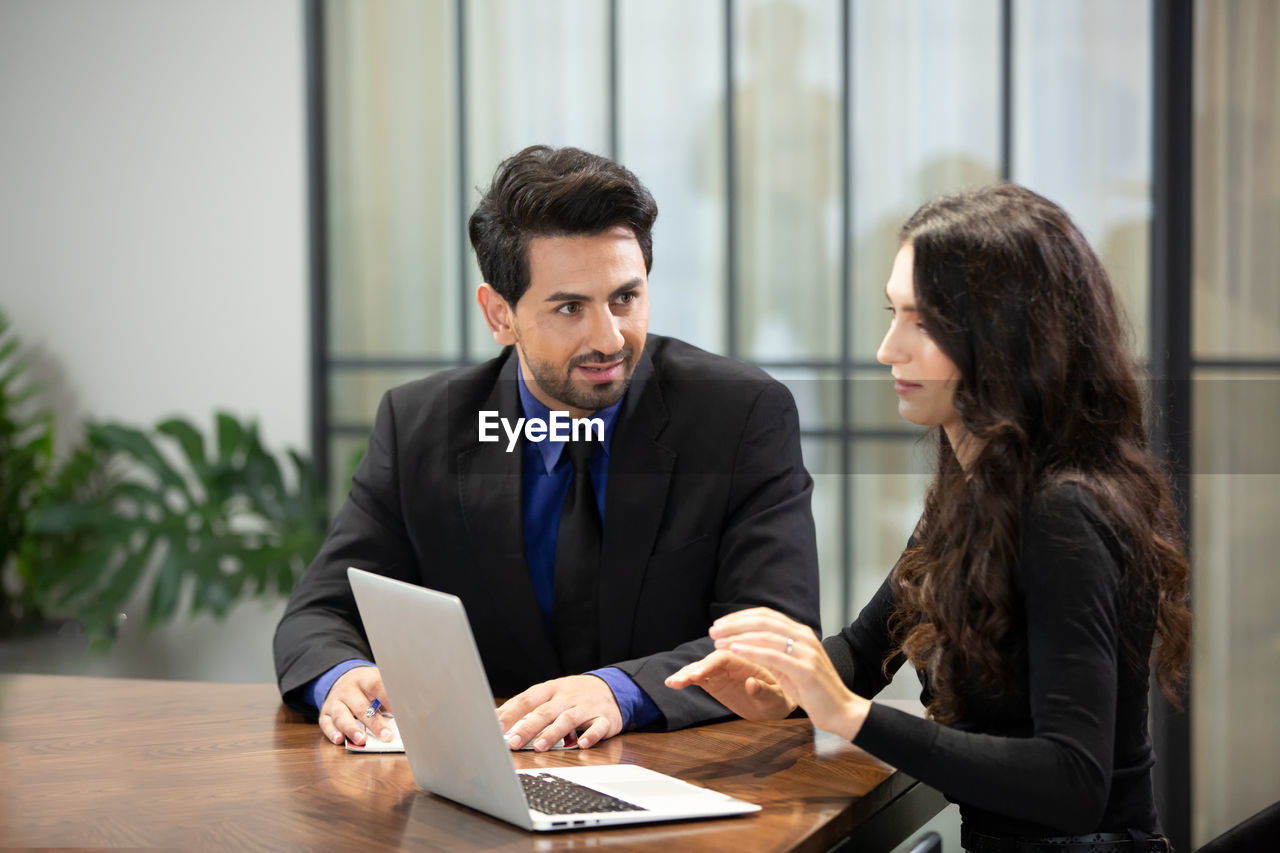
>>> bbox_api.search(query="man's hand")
[665,648,797,721]
[318,666,393,747]
[496,675,623,751]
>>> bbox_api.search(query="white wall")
[0,0,308,681]
[0,0,308,453]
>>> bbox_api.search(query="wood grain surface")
[0,674,906,852]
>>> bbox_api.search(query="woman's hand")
[702,607,871,742]
[666,649,797,721]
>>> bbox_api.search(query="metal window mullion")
[455,0,471,366]
[305,0,332,491]
[1000,0,1013,180]
[1150,1,1194,850]
[723,0,738,360]
[839,0,855,627]
[608,0,620,161]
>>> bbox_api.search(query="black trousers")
[961,826,1172,853]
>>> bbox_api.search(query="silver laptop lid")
[347,567,534,829]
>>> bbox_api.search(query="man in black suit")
[274,145,819,752]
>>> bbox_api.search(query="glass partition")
[1190,0,1280,843]
[317,0,1156,633]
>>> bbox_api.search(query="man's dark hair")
[468,145,658,305]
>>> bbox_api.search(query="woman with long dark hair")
[667,184,1191,850]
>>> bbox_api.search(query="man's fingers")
[321,702,368,746]
[360,707,395,743]
[500,676,624,750]
[339,713,368,745]
[318,712,345,745]
[576,716,612,750]
[322,689,393,746]
[496,683,553,732]
[337,696,382,745]
[529,709,581,752]
[317,666,394,746]
[504,704,559,750]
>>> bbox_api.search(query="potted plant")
[19,411,327,650]
[0,311,54,635]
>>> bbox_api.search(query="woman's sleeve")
[849,491,1124,833]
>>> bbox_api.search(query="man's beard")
[519,344,637,413]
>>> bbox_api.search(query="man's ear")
[476,283,517,346]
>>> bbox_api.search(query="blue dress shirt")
[303,370,660,731]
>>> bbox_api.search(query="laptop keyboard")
[520,772,645,815]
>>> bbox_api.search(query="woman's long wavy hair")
[887,184,1191,724]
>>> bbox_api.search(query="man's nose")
[585,304,625,356]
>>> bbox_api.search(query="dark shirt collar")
[516,366,623,475]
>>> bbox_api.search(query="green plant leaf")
[112,480,170,512]
[0,309,56,631]
[27,501,114,534]
[215,412,245,465]
[157,418,207,472]
[41,539,121,609]
[146,545,183,628]
[89,423,191,499]
[87,532,157,625]
[0,337,21,370]
[193,572,234,618]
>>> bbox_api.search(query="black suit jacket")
[274,335,821,730]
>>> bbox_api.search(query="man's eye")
[616,292,635,305]
[557,303,580,315]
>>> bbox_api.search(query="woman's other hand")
[705,607,871,741]
[666,649,797,721]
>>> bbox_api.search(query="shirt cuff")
[303,659,376,711]
[587,667,662,730]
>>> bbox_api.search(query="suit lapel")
[456,353,560,675]
[599,349,675,662]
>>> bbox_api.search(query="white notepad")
[344,715,405,753]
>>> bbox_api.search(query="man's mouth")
[575,360,625,383]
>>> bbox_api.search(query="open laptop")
[346,567,760,831]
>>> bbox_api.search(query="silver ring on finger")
[785,637,794,655]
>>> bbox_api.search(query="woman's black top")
[824,485,1161,836]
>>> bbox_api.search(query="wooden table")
[0,674,943,851]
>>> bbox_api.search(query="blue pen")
[362,698,381,721]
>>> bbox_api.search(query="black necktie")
[552,439,601,674]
